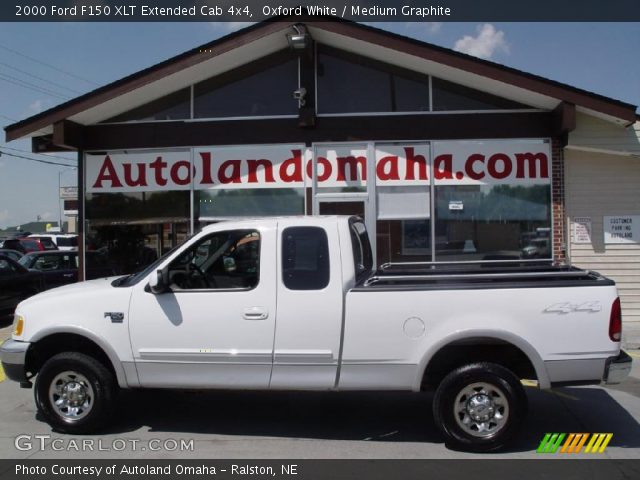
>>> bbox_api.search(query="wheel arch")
[27,328,129,388]
[415,329,550,391]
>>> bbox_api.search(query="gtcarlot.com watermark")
[15,434,194,452]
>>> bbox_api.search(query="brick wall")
[551,138,566,264]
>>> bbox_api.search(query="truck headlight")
[13,314,24,336]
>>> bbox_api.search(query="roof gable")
[4,17,637,142]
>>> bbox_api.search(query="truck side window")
[282,227,330,290]
[169,230,260,290]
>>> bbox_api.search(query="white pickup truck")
[1,216,632,452]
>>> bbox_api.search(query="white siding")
[566,149,640,325]
[569,114,640,156]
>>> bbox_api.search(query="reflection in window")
[377,219,432,265]
[194,55,298,118]
[377,186,429,220]
[432,78,528,111]
[434,185,551,261]
[102,88,191,122]
[85,191,190,275]
[86,191,190,221]
[197,189,305,219]
[0,259,17,273]
[317,48,430,114]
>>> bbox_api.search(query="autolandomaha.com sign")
[85,141,551,193]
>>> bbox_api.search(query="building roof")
[4,16,638,143]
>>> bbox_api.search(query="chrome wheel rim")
[48,371,94,421]
[453,382,509,438]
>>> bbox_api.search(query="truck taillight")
[609,297,622,342]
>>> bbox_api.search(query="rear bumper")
[604,350,632,385]
[0,338,30,383]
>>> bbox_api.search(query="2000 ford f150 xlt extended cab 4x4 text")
[0,216,632,452]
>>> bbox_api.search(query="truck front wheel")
[35,352,116,434]
[433,362,527,452]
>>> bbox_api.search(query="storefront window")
[377,219,432,265]
[194,53,298,118]
[102,88,191,123]
[317,47,430,114]
[434,184,551,261]
[314,144,368,193]
[374,144,431,264]
[432,78,528,111]
[197,188,305,220]
[85,191,190,274]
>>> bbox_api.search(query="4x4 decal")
[543,302,602,314]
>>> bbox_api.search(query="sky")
[0,21,639,229]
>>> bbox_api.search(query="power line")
[0,73,70,100]
[0,61,84,96]
[0,149,76,167]
[0,113,17,122]
[0,42,99,87]
[1,145,76,163]
[0,71,71,99]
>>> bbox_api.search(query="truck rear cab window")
[282,227,329,290]
[350,220,373,281]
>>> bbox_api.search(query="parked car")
[0,254,43,321]
[18,251,115,290]
[29,234,77,251]
[0,217,631,452]
[0,249,24,262]
[2,238,48,254]
[4,231,32,240]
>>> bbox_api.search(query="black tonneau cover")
[354,263,615,291]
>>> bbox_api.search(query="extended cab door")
[270,220,345,389]
[128,224,277,388]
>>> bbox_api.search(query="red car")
[2,237,53,253]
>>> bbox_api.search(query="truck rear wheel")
[433,362,527,452]
[35,352,116,434]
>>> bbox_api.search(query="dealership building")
[4,18,640,328]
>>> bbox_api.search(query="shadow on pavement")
[512,386,640,452]
[84,383,640,453]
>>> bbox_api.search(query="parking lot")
[1,325,639,460]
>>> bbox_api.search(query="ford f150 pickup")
[0,216,632,452]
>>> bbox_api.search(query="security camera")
[293,87,307,106]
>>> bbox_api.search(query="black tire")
[34,352,117,434]
[433,362,528,452]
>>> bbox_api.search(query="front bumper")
[604,350,633,385]
[0,338,31,384]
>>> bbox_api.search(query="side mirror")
[149,267,169,294]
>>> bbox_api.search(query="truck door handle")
[242,307,268,320]
[63,273,74,278]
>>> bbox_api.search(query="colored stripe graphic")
[538,433,613,454]
[560,433,589,453]
[537,433,565,453]
[585,433,613,453]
